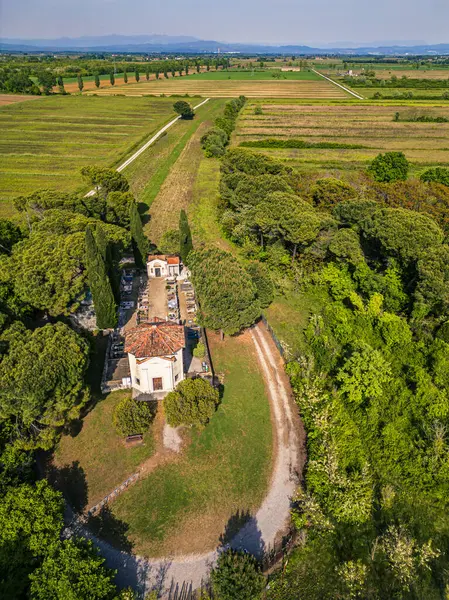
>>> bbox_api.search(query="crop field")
[90,77,349,99]
[234,101,449,173]
[356,87,449,99]
[0,94,40,106]
[0,95,176,217]
[176,70,322,80]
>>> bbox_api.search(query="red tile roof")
[125,320,185,359]
[147,254,180,264]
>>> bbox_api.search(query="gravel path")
[68,322,305,598]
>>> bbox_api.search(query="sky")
[1,0,448,45]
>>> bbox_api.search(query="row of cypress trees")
[84,196,148,329]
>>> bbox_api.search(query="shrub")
[210,549,264,600]
[193,341,205,358]
[112,396,155,437]
[163,378,219,427]
[158,229,180,255]
[368,152,409,183]
[420,167,449,188]
[254,105,263,115]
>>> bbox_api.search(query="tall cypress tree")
[85,226,117,329]
[179,209,193,264]
[129,201,148,268]
[95,225,121,303]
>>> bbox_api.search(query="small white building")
[124,318,185,396]
[147,255,181,279]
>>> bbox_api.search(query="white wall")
[128,349,185,394]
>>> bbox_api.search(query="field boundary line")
[311,69,364,100]
[85,98,210,197]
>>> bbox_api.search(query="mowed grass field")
[90,76,349,99]
[110,332,273,557]
[234,101,449,173]
[0,95,176,217]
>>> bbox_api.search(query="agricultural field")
[234,101,449,173]
[0,93,40,106]
[0,95,176,217]
[90,75,349,99]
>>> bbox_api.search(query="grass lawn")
[53,390,156,508]
[110,332,273,556]
[0,95,176,218]
[186,70,322,80]
[189,157,235,253]
[265,286,329,360]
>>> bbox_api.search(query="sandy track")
[67,321,305,597]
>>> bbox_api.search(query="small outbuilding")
[147,255,181,279]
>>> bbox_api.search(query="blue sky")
[1,0,448,44]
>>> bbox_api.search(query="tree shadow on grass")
[48,460,88,514]
[87,505,134,553]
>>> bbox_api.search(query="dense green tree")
[361,206,444,264]
[173,100,195,119]
[311,178,357,208]
[0,480,64,598]
[0,321,89,450]
[0,219,22,254]
[415,244,449,316]
[163,378,219,427]
[29,538,117,600]
[85,226,117,329]
[37,71,56,94]
[179,209,193,263]
[158,229,180,255]
[123,70,128,84]
[189,247,261,336]
[134,71,139,83]
[77,74,84,93]
[368,151,409,182]
[210,549,264,600]
[94,73,100,88]
[109,72,115,86]
[112,396,155,437]
[246,262,274,308]
[81,167,129,198]
[337,344,392,405]
[420,166,449,187]
[129,201,148,268]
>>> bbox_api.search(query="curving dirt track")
[67,321,306,598]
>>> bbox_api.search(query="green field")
[186,69,321,80]
[0,95,176,217]
[234,100,449,174]
[110,333,273,556]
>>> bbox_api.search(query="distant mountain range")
[1,34,449,55]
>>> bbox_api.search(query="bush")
[254,105,263,115]
[112,396,155,437]
[193,341,206,358]
[420,167,449,187]
[210,549,264,600]
[368,152,409,183]
[163,378,219,427]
